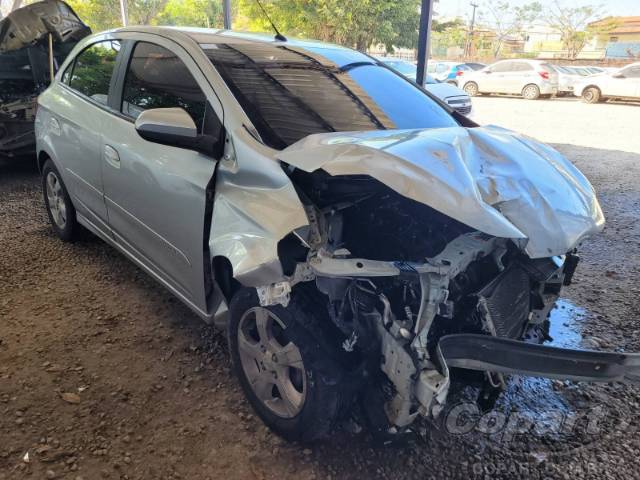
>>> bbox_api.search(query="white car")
[462,59,559,100]
[379,58,473,116]
[574,62,640,103]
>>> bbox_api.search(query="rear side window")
[121,42,207,133]
[490,62,513,73]
[67,40,120,106]
[513,62,533,71]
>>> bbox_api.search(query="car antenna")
[254,0,287,42]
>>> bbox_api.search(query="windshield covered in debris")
[201,43,457,149]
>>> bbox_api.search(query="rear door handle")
[104,145,120,169]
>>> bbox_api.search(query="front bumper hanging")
[439,334,640,384]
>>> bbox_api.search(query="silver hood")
[278,125,604,258]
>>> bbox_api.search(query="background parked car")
[463,62,486,71]
[574,62,640,103]
[462,59,559,100]
[379,58,473,116]
[552,65,583,96]
[427,61,473,85]
[0,0,90,161]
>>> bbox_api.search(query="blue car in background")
[379,58,474,117]
[427,61,474,86]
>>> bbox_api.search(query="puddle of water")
[548,298,586,349]
[498,298,590,422]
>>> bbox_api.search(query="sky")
[436,0,640,22]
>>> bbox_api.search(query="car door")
[481,61,512,92]
[509,61,535,94]
[101,38,224,314]
[51,39,122,234]
[610,65,640,98]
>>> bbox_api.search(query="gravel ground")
[1,97,640,480]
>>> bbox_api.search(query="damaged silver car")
[36,27,639,442]
[0,0,90,160]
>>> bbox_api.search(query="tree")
[542,1,610,59]
[155,0,223,28]
[236,0,421,52]
[431,18,467,57]
[482,1,542,58]
[66,0,168,31]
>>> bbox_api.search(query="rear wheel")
[463,82,479,96]
[42,159,78,242]
[228,287,350,442]
[582,86,602,104]
[522,84,541,100]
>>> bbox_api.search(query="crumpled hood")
[278,125,605,258]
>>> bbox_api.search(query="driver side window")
[121,42,220,136]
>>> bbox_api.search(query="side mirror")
[135,108,223,157]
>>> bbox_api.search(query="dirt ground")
[1,97,640,480]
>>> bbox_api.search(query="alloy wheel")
[46,171,67,229]
[522,85,540,100]
[237,307,307,418]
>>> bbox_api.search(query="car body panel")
[209,127,309,287]
[574,63,640,99]
[279,125,604,258]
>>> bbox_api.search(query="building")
[586,16,640,60]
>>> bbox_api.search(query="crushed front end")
[270,173,588,430]
[240,126,640,434]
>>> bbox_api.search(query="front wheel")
[42,159,78,242]
[228,288,349,442]
[522,84,541,100]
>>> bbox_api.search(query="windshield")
[202,43,457,149]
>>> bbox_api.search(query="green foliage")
[542,1,609,59]
[237,0,421,52]
[431,18,466,55]
[66,0,122,32]
[481,1,542,58]
[155,0,223,28]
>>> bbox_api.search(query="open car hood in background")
[279,125,605,258]
[0,0,90,53]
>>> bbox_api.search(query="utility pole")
[465,2,479,58]
[119,0,129,27]
[223,0,232,29]
[416,0,435,87]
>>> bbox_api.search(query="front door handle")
[104,145,120,169]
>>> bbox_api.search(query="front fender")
[209,128,308,287]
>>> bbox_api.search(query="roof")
[112,26,370,68]
[589,16,640,35]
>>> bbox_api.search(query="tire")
[42,159,78,241]
[463,81,479,96]
[582,86,601,104]
[522,84,541,100]
[228,287,349,442]
[446,80,458,86]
